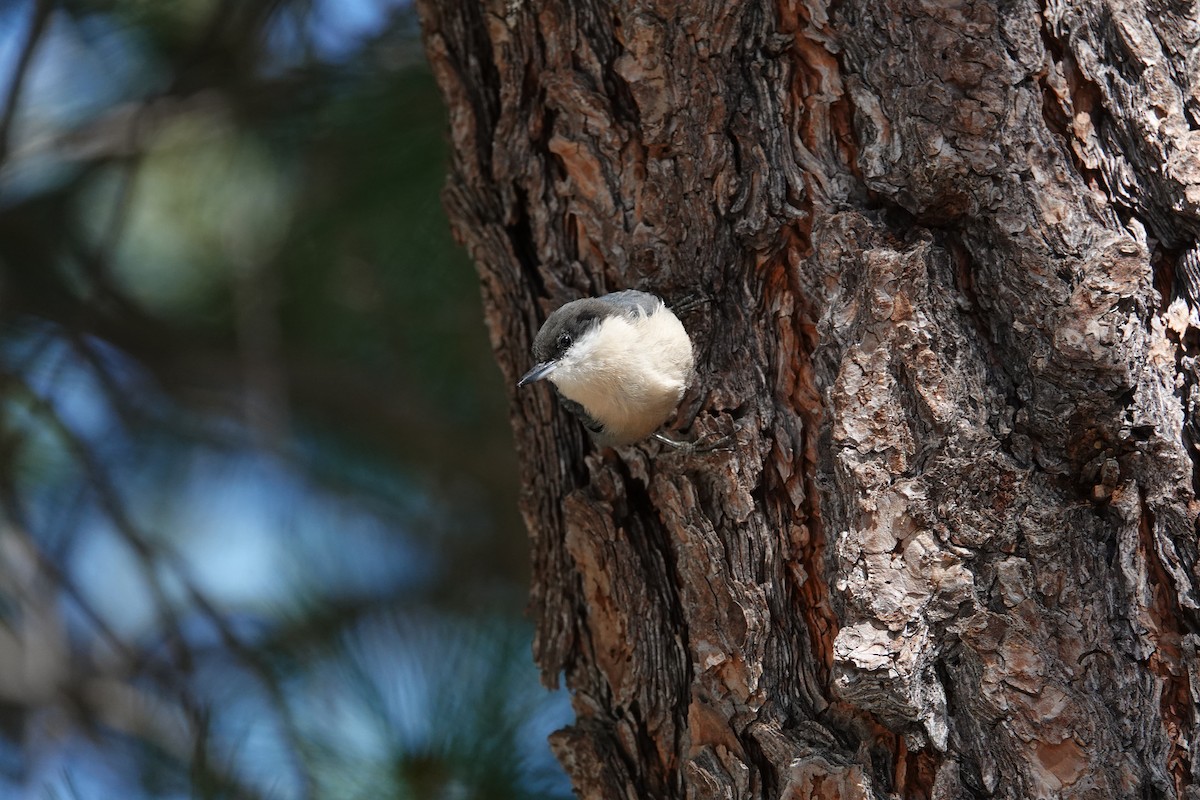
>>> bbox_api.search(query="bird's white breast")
[549,304,694,444]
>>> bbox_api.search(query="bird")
[518,290,696,447]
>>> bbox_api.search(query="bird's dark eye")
[557,332,572,351]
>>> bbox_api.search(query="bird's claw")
[652,431,735,454]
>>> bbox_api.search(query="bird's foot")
[652,431,735,454]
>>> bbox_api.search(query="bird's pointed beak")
[518,361,558,387]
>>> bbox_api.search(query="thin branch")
[0,0,54,168]
[1,365,316,799]
[0,399,277,800]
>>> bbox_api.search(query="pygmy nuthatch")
[518,290,695,447]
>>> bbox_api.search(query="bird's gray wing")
[598,290,662,317]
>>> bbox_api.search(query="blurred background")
[0,0,572,797]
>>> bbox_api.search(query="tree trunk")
[416,0,1200,797]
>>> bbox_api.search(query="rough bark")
[417,0,1200,797]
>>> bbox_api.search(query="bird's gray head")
[518,297,612,387]
[518,290,694,446]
